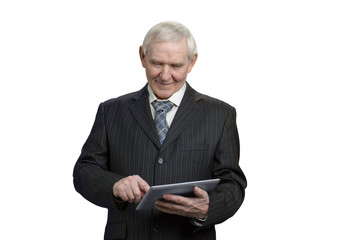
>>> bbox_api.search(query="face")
[140,37,197,99]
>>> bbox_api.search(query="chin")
[154,90,173,100]
[156,93,172,100]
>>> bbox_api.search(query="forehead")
[146,38,188,61]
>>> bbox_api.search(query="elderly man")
[73,21,247,240]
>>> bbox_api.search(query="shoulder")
[200,94,237,124]
[201,94,235,111]
[101,86,147,109]
[93,85,148,119]
[188,84,236,116]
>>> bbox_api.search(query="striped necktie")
[152,100,174,144]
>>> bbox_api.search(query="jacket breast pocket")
[182,143,209,151]
[104,222,127,240]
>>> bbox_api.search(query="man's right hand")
[113,175,150,204]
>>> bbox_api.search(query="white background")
[1,0,359,239]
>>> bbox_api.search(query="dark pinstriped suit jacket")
[73,83,247,240]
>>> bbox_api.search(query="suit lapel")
[129,85,162,149]
[161,83,204,150]
[129,83,204,150]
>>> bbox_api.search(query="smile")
[155,80,176,85]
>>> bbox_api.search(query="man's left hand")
[154,186,209,219]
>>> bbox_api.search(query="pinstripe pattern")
[73,83,247,240]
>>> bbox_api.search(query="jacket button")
[153,226,160,232]
[157,157,164,165]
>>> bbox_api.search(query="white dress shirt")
[148,82,186,127]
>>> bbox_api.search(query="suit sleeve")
[73,103,128,210]
[204,106,247,227]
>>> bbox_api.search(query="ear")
[139,46,146,68]
[187,53,198,73]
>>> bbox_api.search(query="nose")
[159,65,172,81]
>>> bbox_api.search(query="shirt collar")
[148,82,187,107]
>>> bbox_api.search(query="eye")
[171,64,183,69]
[151,61,162,67]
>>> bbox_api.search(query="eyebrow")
[150,60,162,64]
[150,59,184,67]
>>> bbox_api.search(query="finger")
[155,200,203,218]
[162,194,187,205]
[114,176,143,202]
[113,181,129,201]
[155,203,175,215]
[135,176,150,192]
[155,200,186,215]
[129,180,142,204]
[155,199,178,211]
[155,204,179,216]
[114,181,130,202]
[118,189,129,202]
[123,184,135,203]
[130,175,149,203]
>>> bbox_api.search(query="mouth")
[155,80,175,86]
[159,82,174,86]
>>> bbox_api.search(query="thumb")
[194,186,208,199]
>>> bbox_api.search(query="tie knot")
[152,100,174,113]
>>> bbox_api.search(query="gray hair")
[141,21,198,61]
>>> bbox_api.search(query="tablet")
[136,178,220,210]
